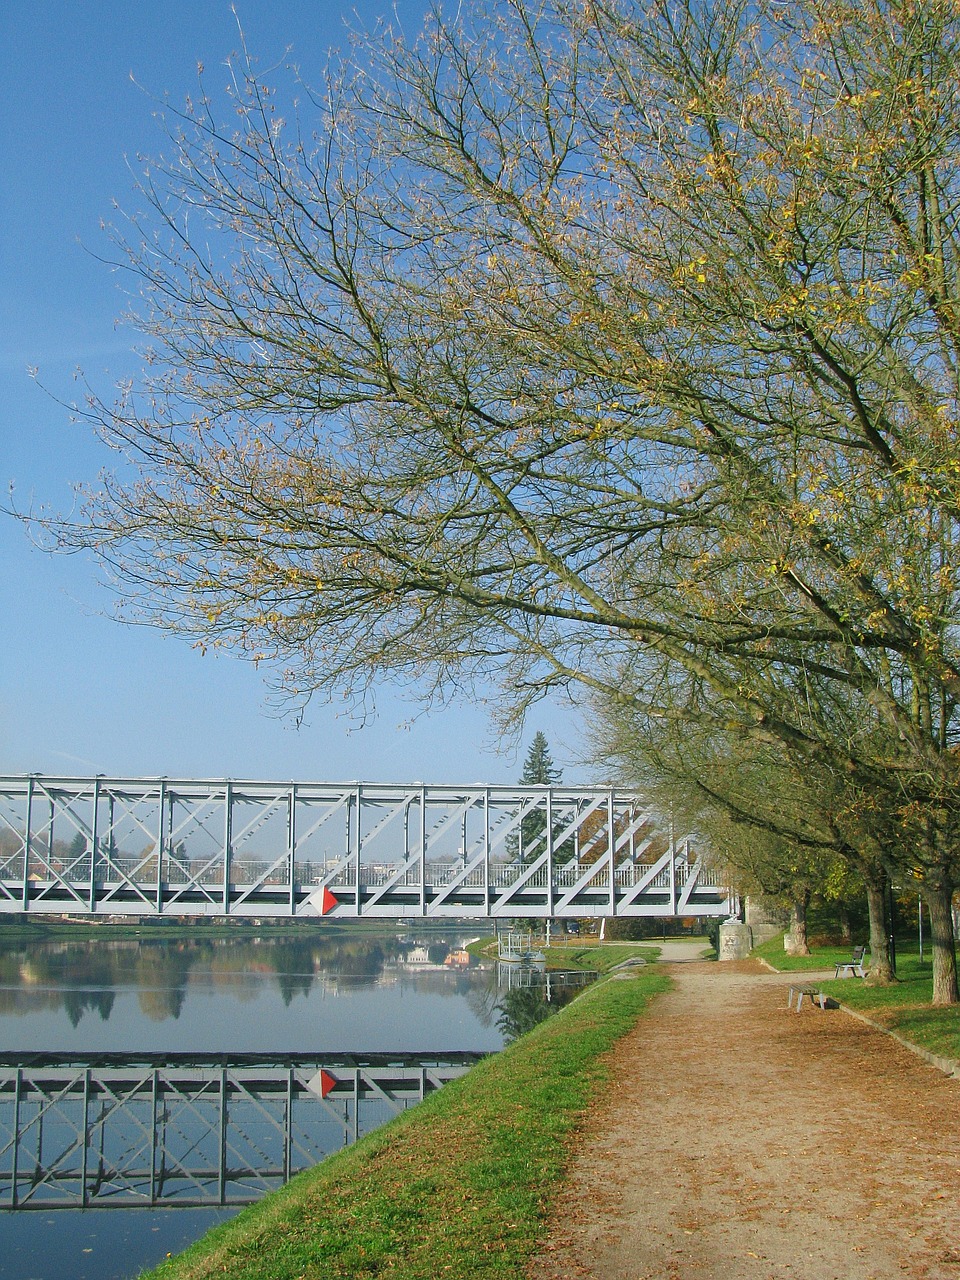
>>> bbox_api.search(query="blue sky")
[0,1,586,785]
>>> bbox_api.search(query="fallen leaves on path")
[527,962,960,1280]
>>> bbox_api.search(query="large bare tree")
[34,0,960,999]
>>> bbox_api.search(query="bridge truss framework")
[0,776,734,920]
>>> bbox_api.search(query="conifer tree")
[520,732,561,788]
[510,733,568,866]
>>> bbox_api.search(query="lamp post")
[886,875,897,978]
[918,894,924,965]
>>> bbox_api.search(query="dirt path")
[527,960,960,1280]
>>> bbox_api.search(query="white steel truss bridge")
[0,1051,483,1209]
[0,775,734,920]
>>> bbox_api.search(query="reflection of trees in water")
[465,973,501,1028]
[0,931,489,1023]
[0,937,202,1025]
[0,986,62,1016]
[64,987,116,1028]
[495,985,578,1044]
[0,945,64,1016]
[265,940,316,1005]
[5,943,126,1025]
[135,947,192,1022]
[332,941,385,984]
[447,970,477,996]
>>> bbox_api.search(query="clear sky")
[0,1,587,786]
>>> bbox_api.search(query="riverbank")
[139,938,960,1279]
[142,949,669,1280]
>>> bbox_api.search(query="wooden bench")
[834,946,868,979]
[787,985,826,1012]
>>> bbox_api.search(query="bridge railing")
[10,859,691,892]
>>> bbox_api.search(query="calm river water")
[0,926,507,1280]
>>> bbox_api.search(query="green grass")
[752,934,861,972]
[541,942,661,972]
[139,963,671,1280]
[755,934,960,1061]
[819,956,960,1060]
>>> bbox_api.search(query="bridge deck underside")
[0,777,734,919]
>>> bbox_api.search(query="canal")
[0,925,508,1280]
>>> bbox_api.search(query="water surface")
[0,926,502,1279]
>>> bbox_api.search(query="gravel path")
[527,959,960,1280]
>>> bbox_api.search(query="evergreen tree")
[510,734,566,866]
[520,733,561,787]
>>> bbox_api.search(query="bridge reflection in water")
[0,776,734,919]
[496,962,598,994]
[0,1053,483,1210]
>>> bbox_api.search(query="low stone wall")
[745,897,789,947]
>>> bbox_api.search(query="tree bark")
[921,879,959,1006]
[838,907,852,942]
[864,873,895,984]
[784,890,810,955]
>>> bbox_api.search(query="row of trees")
[36,0,960,999]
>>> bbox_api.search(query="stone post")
[718,919,753,961]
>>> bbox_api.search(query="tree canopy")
[36,0,960,998]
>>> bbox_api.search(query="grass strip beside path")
[820,959,960,1061]
[142,963,670,1280]
[752,936,864,973]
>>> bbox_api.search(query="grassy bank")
[752,935,865,973]
[754,935,960,1061]
[466,936,667,973]
[541,941,660,972]
[141,958,670,1280]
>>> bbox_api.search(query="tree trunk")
[864,873,895,984]
[921,880,959,1006]
[838,907,852,942]
[784,890,810,955]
